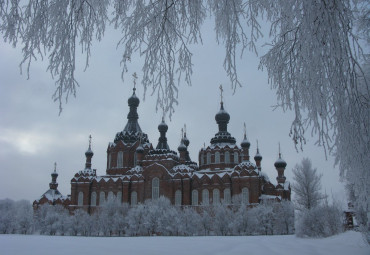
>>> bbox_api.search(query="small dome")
[128,89,140,107]
[215,103,230,124]
[254,152,262,161]
[136,145,144,153]
[241,137,250,149]
[178,141,187,152]
[274,157,287,168]
[85,148,94,157]
[158,119,168,133]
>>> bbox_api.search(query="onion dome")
[274,154,287,168]
[215,102,230,131]
[158,118,168,133]
[178,140,187,152]
[156,117,170,150]
[254,149,262,162]
[136,144,144,153]
[210,102,236,144]
[241,135,250,149]
[114,88,150,144]
[85,147,94,157]
[85,135,94,157]
[128,88,140,107]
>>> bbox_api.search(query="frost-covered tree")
[0,0,368,222]
[296,202,344,238]
[292,158,325,211]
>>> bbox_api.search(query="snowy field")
[1,231,369,255]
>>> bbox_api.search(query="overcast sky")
[0,20,346,204]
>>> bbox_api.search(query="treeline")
[0,197,294,236]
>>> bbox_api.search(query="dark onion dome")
[178,140,187,152]
[128,88,140,107]
[254,150,262,161]
[85,147,94,157]
[210,102,236,144]
[215,102,230,127]
[156,118,170,151]
[158,119,168,133]
[136,144,144,153]
[114,88,150,144]
[274,155,287,168]
[241,136,251,149]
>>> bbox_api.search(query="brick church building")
[34,88,291,212]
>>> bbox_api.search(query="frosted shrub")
[296,204,344,238]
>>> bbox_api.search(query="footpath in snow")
[0,231,369,255]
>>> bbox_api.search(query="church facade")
[34,88,291,212]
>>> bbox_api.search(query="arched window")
[175,190,182,206]
[108,153,111,169]
[117,151,123,168]
[206,152,211,165]
[131,191,137,205]
[213,188,220,205]
[91,192,97,206]
[152,177,159,199]
[99,191,105,205]
[242,187,249,204]
[78,192,84,206]
[117,192,122,203]
[234,152,239,164]
[215,152,220,164]
[202,189,209,205]
[224,151,230,164]
[200,153,204,166]
[192,190,198,206]
[223,188,231,204]
[108,191,114,201]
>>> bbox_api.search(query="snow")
[0,231,368,255]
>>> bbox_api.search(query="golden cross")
[54,162,57,172]
[243,122,247,137]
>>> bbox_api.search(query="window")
[234,152,239,164]
[224,151,230,164]
[192,190,198,205]
[117,192,122,203]
[242,188,249,204]
[117,151,123,168]
[99,191,105,205]
[213,188,220,205]
[200,153,204,165]
[78,192,84,206]
[131,191,137,205]
[175,190,182,206]
[215,152,220,164]
[134,151,137,166]
[202,189,209,205]
[91,192,97,206]
[108,153,111,169]
[223,188,231,204]
[152,177,159,199]
[206,152,211,165]
[108,191,114,201]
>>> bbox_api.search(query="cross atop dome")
[219,84,224,104]
[132,72,138,91]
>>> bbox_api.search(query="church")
[33,86,291,212]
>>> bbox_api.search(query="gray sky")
[0,22,346,204]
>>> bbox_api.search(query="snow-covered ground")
[1,231,368,255]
